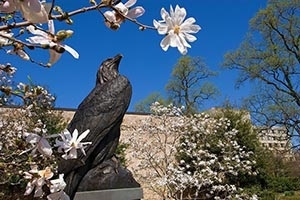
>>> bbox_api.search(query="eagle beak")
[113,54,122,65]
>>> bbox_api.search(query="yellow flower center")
[174,25,181,34]
[71,141,77,148]
[38,167,53,179]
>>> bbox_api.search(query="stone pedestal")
[74,188,143,200]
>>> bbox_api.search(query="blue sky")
[4,0,268,111]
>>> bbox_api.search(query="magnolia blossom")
[7,48,30,60]
[124,103,257,199]
[22,132,53,157]
[153,5,201,55]
[0,31,13,46]
[55,129,91,159]
[26,20,79,66]
[1,30,30,60]
[24,165,54,197]
[104,0,145,30]
[47,174,70,200]
[0,0,48,23]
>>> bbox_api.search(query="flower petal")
[77,129,90,143]
[160,7,169,21]
[173,5,186,25]
[153,20,169,35]
[61,44,79,59]
[34,185,44,197]
[63,130,72,141]
[183,32,197,43]
[160,35,171,51]
[24,133,40,143]
[181,18,201,33]
[124,0,137,7]
[168,32,180,48]
[0,31,13,45]
[20,1,48,23]
[177,44,187,55]
[177,36,189,55]
[26,0,42,13]
[114,2,128,15]
[0,0,17,13]
[50,174,67,193]
[127,6,145,19]
[104,10,117,22]
[24,181,35,196]
[27,25,48,37]
[17,49,30,60]
[38,138,53,157]
[26,36,49,45]
[72,129,79,141]
[48,49,62,66]
[80,147,87,156]
[178,33,191,47]
[48,20,55,34]
[68,148,78,159]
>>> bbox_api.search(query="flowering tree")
[0,0,201,199]
[122,102,185,199]
[0,84,67,198]
[123,102,258,200]
[175,113,258,199]
[0,79,95,199]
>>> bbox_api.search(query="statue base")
[74,187,143,200]
[77,157,140,191]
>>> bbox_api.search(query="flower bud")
[90,0,97,5]
[139,26,146,31]
[66,18,73,25]
[54,6,63,13]
[101,0,113,6]
[0,86,12,95]
[56,30,74,41]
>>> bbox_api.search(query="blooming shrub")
[0,76,93,199]
[124,102,258,200]
[122,103,185,199]
[0,101,67,198]
[175,113,258,199]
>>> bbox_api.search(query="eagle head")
[97,54,122,84]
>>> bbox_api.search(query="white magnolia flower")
[104,0,145,29]
[22,132,53,157]
[47,174,70,200]
[49,174,66,193]
[153,5,201,55]
[55,129,91,160]
[24,165,54,197]
[7,48,30,60]
[0,0,48,23]
[26,20,79,66]
[0,31,13,46]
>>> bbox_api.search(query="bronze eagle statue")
[59,54,133,198]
